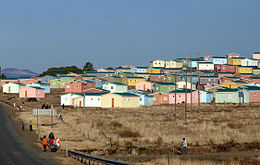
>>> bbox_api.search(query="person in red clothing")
[49,138,54,146]
[42,135,48,152]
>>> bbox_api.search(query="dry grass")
[1,89,260,159]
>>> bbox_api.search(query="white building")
[198,62,214,71]
[150,60,165,68]
[3,82,25,94]
[165,60,183,68]
[60,93,83,106]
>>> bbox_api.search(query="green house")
[253,69,260,75]
[153,82,176,94]
[115,68,132,75]
[50,77,75,88]
[162,74,181,83]
[215,88,249,103]
[102,76,123,84]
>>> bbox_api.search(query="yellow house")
[122,77,146,87]
[101,93,140,108]
[133,73,150,80]
[221,80,247,89]
[66,73,82,77]
[146,67,162,74]
[227,57,243,66]
[235,66,253,74]
[73,95,84,107]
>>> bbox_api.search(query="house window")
[67,85,70,88]
[37,91,40,94]
[163,97,167,100]
[153,97,156,100]
[98,98,100,101]
[111,86,113,89]
[75,85,79,88]
[140,98,142,101]
[253,93,257,96]
[172,95,175,98]
[179,95,181,98]
[91,98,93,100]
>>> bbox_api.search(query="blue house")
[200,90,213,103]
[131,67,148,73]
[27,82,50,93]
[181,75,199,84]
[208,56,227,65]
[42,75,56,84]
[127,90,154,106]
[188,60,199,68]
[87,79,107,88]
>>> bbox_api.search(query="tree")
[83,62,94,72]
[40,66,83,76]
[0,73,6,79]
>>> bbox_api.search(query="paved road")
[0,104,57,165]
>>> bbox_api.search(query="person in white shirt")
[182,138,187,155]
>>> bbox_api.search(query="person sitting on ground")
[42,135,48,152]
[49,132,55,139]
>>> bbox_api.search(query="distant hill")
[2,68,38,78]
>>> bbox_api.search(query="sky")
[0,0,260,73]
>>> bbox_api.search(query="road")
[0,104,58,165]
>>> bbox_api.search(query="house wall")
[101,94,140,108]
[149,75,165,82]
[199,63,214,70]
[27,83,50,93]
[249,91,260,102]
[177,81,196,89]
[84,96,102,107]
[253,53,260,60]
[19,87,45,98]
[102,83,128,93]
[168,91,199,104]
[253,69,260,75]
[150,60,165,68]
[209,58,227,65]
[135,81,154,92]
[74,96,84,107]
[236,67,253,74]
[215,92,239,103]
[199,78,219,85]
[241,59,258,67]
[3,83,21,93]
[153,84,175,94]
[151,93,169,105]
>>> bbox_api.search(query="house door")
[58,83,61,88]
[143,85,146,91]
[183,85,186,88]
[8,86,11,93]
[79,101,82,107]
[229,85,231,88]
[48,79,50,84]
[25,90,27,97]
[247,61,248,66]
[112,98,114,108]
[72,99,74,105]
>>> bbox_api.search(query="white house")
[198,62,214,71]
[102,82,128,93]
[61,93,83,106]
[150,60,165,68]
[83,93,107,107]
[3,82,25,93]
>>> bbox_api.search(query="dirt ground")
[1,88,260,164]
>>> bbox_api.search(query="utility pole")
[174,73,177,121]
[197,53,200,113]
[190,53,192,112]
[185,59,188,123]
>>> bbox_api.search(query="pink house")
[20,79,40,85]
[168,89,199,104]
[217,72,234,79]
[253,52,260,60]
[65,81,96,93]
[203,84,222,91]
[233,73,252,79]
[135,81,154,92]
[1,79,19,87]
[19,86,45,98]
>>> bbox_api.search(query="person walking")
[29,121,33,131]
[62,104,65,110]
[42,135,48,152]
[182,138,187,155]
[21,121,24,131]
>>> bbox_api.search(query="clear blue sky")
[0,0,259,73]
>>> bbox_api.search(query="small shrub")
[119,129,140,138]
[110,121,122,128]
[156,137,163,146]
[138,146,150,155]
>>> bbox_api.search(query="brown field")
[1,89,260,164]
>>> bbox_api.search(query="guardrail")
[68,150,135,165]
[0,99,14,107]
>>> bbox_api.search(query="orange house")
[150,93,169,105]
